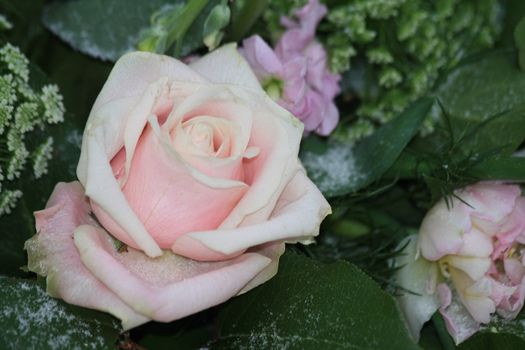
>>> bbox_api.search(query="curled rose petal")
[171,170,331,261]
[25,182,149,330]
[26,182,285,328]
[73,225,272,322]
[395,235,440,342]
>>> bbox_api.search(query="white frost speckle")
[0,278,118,350]
[301,144,364,194]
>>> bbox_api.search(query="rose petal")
[190,44,264,93]
[463,183,521,224]
[25,182,149,330]
[449,268,495,324]
[218,89,305,229]
[88,51,206,112]
[171,170,331,260]
[504,258,525,285]
[443,256,491,281]
[497,276,525,319]
[238,242,286,295]
[458,227,493,258]
[73,225,272,322]
[418,197,472,261]
[395,235,441,341]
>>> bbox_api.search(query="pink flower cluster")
[418,183,525,342]
[241,0,340,136]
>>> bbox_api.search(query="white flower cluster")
[0,39,65,216]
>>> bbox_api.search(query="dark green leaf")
[514,17,525,70]
[133,316,214,350]
[436,50,525,155]
[470,156,525,182]
[43,0,226,61]
[228,0,268,42]
[209,252,419,350]
[0,277,120,350]
[301,97,434,197]
[418,323,446,350]
[498,0,525,48]
[457,333,525,350]
[43,0,169,61]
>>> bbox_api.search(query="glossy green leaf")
[208,252,419,350]
[0,277,120,350]
[514,17,525,70]
[457,333,525,350]
[43,0,220,61]
[43,0,169,61]
[436,50,525,155]
[301,97,434,197]
[470,156,525,182]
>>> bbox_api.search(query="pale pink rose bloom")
[241,0,340,136]
[396,183,525,344]
[25,45,331,329]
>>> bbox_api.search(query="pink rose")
[396,183,525,344]
[24,45,331,329]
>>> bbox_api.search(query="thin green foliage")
[405,99,515,207]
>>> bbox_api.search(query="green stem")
[166,0,209,56]
[431,313,456,350]
[228,0,269,42]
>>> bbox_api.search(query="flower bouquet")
[1,0,525,349]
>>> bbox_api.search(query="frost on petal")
[73,225,272,323]
[25,182,149,330]
[395,235,440,341]
[436,283,480,345]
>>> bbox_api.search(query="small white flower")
[32,137,54,179]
